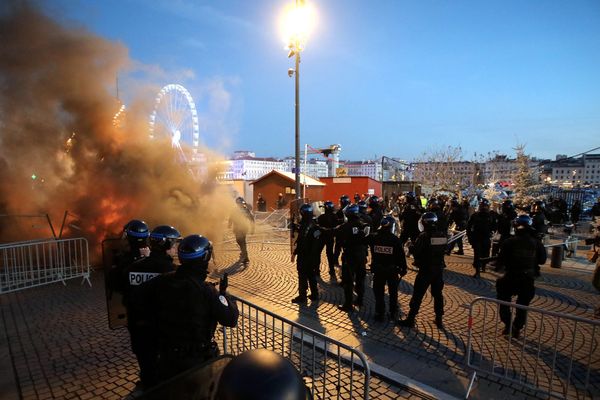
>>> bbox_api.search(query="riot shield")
[140,355,233,400]
[102,238,128,330]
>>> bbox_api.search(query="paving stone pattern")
[1,233,599,399]
[213,237,600,400]
[0,273,421,399]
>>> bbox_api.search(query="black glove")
[219,273,228,295]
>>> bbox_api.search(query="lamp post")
[283,0,314,200]
[291,41,301,200]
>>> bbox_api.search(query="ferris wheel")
[149,84,200,163]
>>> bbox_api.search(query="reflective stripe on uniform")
[374,245,394,255]
[430,237,448,245]
[129,272,160,286]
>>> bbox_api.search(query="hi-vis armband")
[374,245,393,255]
[129,272,160,286]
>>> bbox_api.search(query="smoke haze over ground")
[0,2,239,258]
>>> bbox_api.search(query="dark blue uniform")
[406,230,447,322]
[137,264,238,382]
[293,218,321,300]
[317,211,340,277]
[369,229,407,319]
[496,230,546,335]
[337,218,369,308]
[467,210,497,276]
[124,252,174,387]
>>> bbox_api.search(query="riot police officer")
[368,195,384,231]
[110,219,150,295]
[231,197,254,263]
[467,198,497,278]
[493,200,518,269]
[337,204,370,311]
[334,195,351,283]
[446,199,468,255]
[357,200,372,227]
[496,215,546,339]
[291,204,321,304]
[397,212,447,329]
[138,235,239,382]
[530,200,548,240]
[398,192,422,247]
[316,200,340,281]
[124,225,180,388]
[369,216,407,321]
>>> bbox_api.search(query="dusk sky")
[47,0,599,161]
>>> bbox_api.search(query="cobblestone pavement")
[1,235,599,399]
[0,269,427,399]
[212,236,600,400]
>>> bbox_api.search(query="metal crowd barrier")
[217,297,371,400]
[0,237,91,294]
[465,297,600,399]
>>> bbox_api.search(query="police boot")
[291,296,307,304]
[396,311,416,328]
[434,315,444,329]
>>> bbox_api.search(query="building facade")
[549,154,600,187]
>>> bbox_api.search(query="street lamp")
[281,0,315,200]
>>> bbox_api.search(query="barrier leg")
[465,371,477,399]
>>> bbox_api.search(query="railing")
[0,237,91,294]
[465,297,600,399]
[217,297,371,399]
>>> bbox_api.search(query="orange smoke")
[0,2,237,263]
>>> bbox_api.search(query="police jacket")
[145,265,239,354]
[498,230,546,278]
[467,211,497,242]
[368,207,384,231]
[399,204,421,233]
[447,207,468,231]
[294,218,322,266]
[368,230,407,275]
[337,218,369,263]
[530,212,547,235]
[359,211,373,227]
[123,251,174,311]
[317,212,340,240]
[410,230,447,272]
[497,210,517,238]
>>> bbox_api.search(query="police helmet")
[299,203,313,220]
[123,219,149,245]
[215,349,310,400]
[513,214,533,230]
[368,196,379,208]
[427,199,439,211]
[405,192,416,204]
[532,199,545,212]
[178,234,212,264]
[149,225,181,251]
[479,198,490,211]
[344,204,360,219]
[418,212,438,232]
[323,201,335,213]
[357,200,368,213]
[339,195,350,209]
[501,199,514,213]
[235,196,246,205]
[379,215,396,233]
